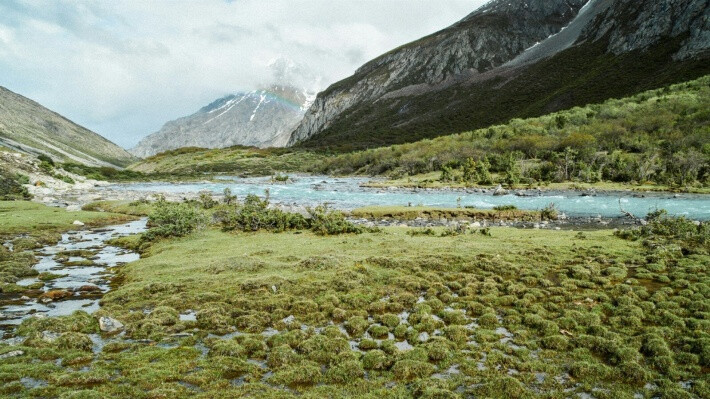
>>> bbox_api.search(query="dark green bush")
[143,199,208,241]
[615,210,708,255]
[307,204,363,236]
[219,194,307,232]
[0,169,32,200]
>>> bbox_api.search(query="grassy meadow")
[0,196,707,398]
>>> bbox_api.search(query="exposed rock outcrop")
[287,0,710,149]
[287,0,588,146]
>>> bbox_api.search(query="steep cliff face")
[289,0,710,150]
[581,0,710,60]
[288,0,588,146]
[0,86,135,168]
[130,85,313,158]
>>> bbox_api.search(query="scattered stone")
[0,350,24,359]
[99,316,124,333]
[40,290,73,301]
[72,220,85,226]
[41,331,60,343]
[170,332,193,338]
[66,205,81,212]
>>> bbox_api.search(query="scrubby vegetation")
[61,162,147,182]
[319,76,710,190]
[143,198,209,241]
[217,193,365,235]
[0,169,31,200]
[35,155,75,184]
[350,205,541,222]
[137,192,367,244]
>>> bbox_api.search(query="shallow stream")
[0,219,147,335]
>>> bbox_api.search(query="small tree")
[503,153,521,187]
[561,147,578,181]
[440,165,454,182]
[223,188,237,205]
[462,158,478,183]
[476,157,493,185]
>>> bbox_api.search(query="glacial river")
[108,176,710,220]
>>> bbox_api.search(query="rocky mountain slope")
[130,85,314,158]
[0,86,136,168]
[289,0,710,150]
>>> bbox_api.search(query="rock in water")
[99,316,124,333]
[492,185,508,196]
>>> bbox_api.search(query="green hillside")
[0,86,136,168]
[319,75,710,190]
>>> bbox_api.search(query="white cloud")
[0,0,487,148]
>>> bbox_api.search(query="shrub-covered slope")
[319,75,710,189]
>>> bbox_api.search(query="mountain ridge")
[0,86,136,168]
[288,0,710,150]
[130,84,314,158]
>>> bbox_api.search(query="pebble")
[0,350,24,359]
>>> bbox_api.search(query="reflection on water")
[0,219,147,331]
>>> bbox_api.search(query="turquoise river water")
[107,176,710,220]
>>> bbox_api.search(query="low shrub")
[307,204,363,236]
[0,169,32,200]
[143,199,208,241]
[220,194,306,232]
[615,210,708,256]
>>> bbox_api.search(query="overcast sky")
[0,0,487,148]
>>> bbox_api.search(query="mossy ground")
[2,212,707,398]
[0,201,136,236]
[0,201,137,305]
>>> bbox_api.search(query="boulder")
[72,220,85,226]
[41,331,60,343]
[492,185,508,196]
[99,316,124,333]
[40,290,73,301]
